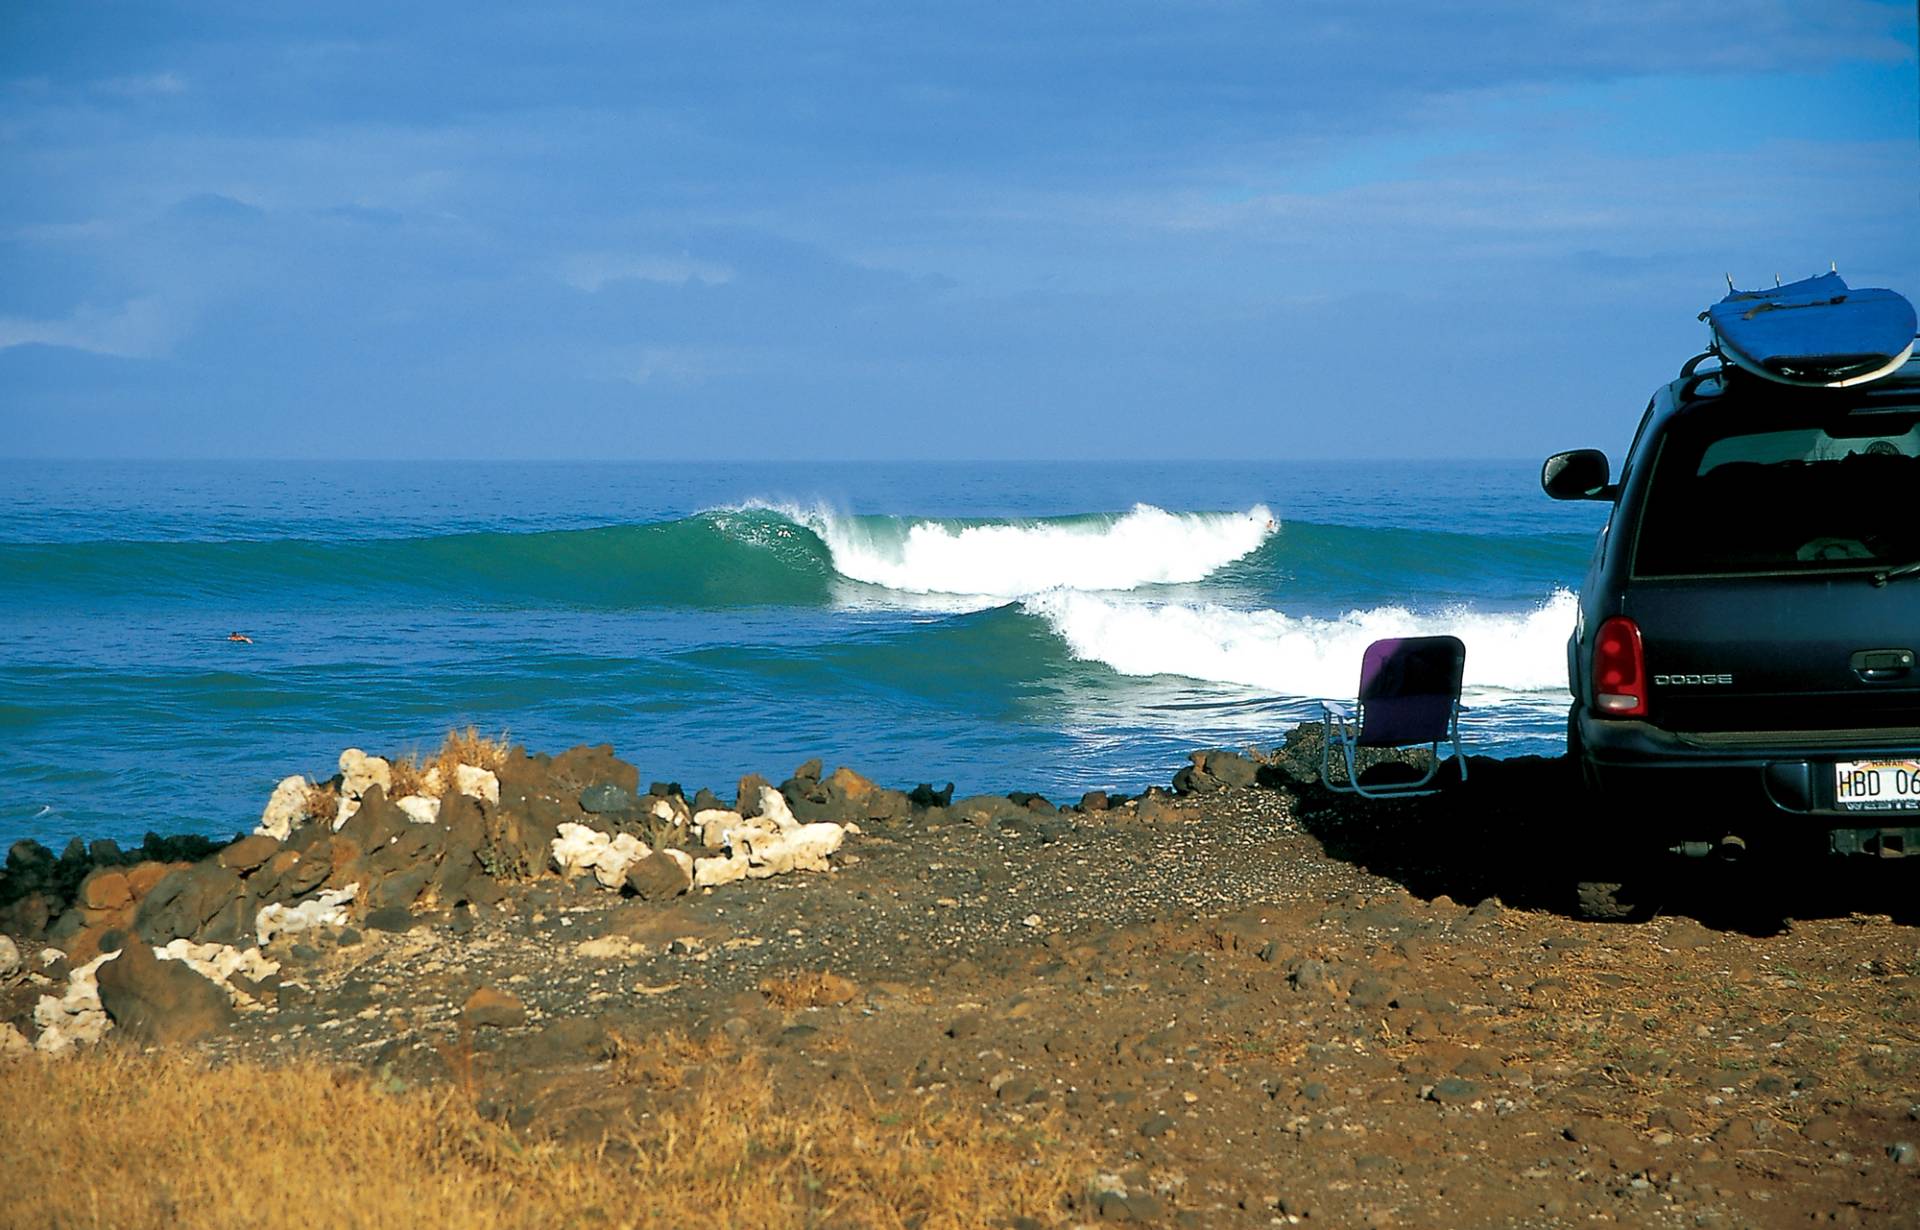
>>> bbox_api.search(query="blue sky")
[2,1,1915,460]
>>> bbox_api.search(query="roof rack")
[1676,349,1727,401]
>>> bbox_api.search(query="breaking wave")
[1021,588,1577,698]
[751,502,1276,597]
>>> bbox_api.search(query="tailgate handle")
[1851,648,1915,680]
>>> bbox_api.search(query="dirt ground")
[6,737,1920,1228]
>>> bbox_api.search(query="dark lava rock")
[428,840,481,903]
[908,782,954,809]
[134,863,245,945]
[549,745,639,795]
[96,941,235,1045]
[462,986,526,1030]
[1171,763,1219,794]
[951,795,1024,827]
[267,849,329,900]
[336,788,410,855]
[1428,1077,1479,1105]
[216,834,279,874]
[370,822,441,874]
[371,865,434,910]
[439,791,485,848]
[1197,749,1260,788]
[734,773,775,814]
[1079,790,1110,812]
[1139,1112,1177,1138]
[365,905,417,933]
[625,850,693,900]
[579,783,635,814]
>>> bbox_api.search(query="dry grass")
[436,725,511,778]
[0,1049,1084,1230]
[380,730,512,799]
[300,779,339,823]
[603,1026,737,1091]
[386,754,435,799]
[758,970,862,1011]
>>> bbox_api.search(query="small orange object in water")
[227,632,253,644]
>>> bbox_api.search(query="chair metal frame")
[1319,635,1469,799]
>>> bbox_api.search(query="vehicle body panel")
[1555,357,1920,847]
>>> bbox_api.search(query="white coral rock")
[0,934,19,980]
[256,774,312,841]
[331,747,393,831]
[395,795,442,825]
[154,939,281,1008]
[33,950,120,1054]
[255,884,359,946]
[756,785,797,829]
[550,823,650,888]
[741,822,846,877]
[650,795,690,827]
[691,808,742,850]
[339,748,391,799]
[692,851,751,888]
[453,764,499,805]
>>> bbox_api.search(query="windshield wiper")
[1871,560,1920,587]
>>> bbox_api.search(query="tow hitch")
[1830,827,1920,858]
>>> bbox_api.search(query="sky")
[2,1,1916,461]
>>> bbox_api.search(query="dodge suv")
[1544,353,1920,912]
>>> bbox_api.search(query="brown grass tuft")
[300,779,339,823]
[386,753,434,799]
[758,970,862,1011]
[0,1048,1083,1230]
[434,726,511,780]
[604,1026,735,1091]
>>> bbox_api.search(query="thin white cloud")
[96,72,188,97]
[0,297,186,359]
[621,345,728,385]
[558,252,733,292]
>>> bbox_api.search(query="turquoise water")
[0,460,1607,846]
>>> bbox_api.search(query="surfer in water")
[228,631,253,644]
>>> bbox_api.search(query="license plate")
[1834,760,1920,811]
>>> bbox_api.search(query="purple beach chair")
[1319,635,1468,798]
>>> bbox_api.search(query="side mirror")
[1541,449,1614,501]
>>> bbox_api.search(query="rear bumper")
[1575,710,1920,821]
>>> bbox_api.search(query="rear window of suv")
[1634,406,1920,577]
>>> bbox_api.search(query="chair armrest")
[1322,700,1353,720]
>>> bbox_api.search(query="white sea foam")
[762,502,1275,597]
[1024,589,1576,699]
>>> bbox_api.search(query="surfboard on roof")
[1703,270,1918,389]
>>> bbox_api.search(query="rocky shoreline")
[3,725,1918,1227]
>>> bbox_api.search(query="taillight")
[1592,616,1647,717]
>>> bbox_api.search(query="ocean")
[0,459,1608,848]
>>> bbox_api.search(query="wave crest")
[1023,589,1576,697]
[747,502,1276,597]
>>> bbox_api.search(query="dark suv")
[1544,353,1920,910]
